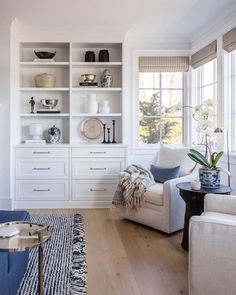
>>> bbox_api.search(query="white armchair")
[121,145,197,234]
[189,194,236,295]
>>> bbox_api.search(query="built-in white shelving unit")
[16,42,123,145]
[13,41,126,209]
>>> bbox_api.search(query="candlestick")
[102,124,107,144]
[107,128,111,144]
[112,119,117,144]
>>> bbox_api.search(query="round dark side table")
[176,182,232,251]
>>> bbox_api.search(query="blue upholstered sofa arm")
[0,210,30,295]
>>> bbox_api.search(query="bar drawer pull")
[90,167,107,170]
[90,188,107,192]
[33,151,50,154]
[33,167,51,171]
[33,189,50,192]
[90,151,106,154]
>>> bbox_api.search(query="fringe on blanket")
[112,165,154,210]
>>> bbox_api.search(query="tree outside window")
[139,72,183,144]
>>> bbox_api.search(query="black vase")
[85,51,95,62]
[99,50,109,62]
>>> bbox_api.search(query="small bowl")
[40,99,58,109]
[34,51,56,59]
[81,74,96,82]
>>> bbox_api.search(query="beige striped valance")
[223,27,236,53]
[191,40,217,69]
[139,56,190,72]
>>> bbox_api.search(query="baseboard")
[0,198,12,210]
[12,200,112,209]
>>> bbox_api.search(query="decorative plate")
[81,118,103,140]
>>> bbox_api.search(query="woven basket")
[35,73,56,88]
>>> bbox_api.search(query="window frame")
[224,50,236,152]
[191,58,218,144]
[132,50,190,148]
[139,72,184,145]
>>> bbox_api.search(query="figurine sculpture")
[101,69,113,88]
[29,97,35,113]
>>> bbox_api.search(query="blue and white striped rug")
[17,214,87,295]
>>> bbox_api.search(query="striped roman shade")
[191,40,217,69]
[139,56,189,72]
[223,27,236,53]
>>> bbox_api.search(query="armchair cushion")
[156,145,195,177]
[144,182,163,206]
[204,194,236,215]
[150,164,180,183]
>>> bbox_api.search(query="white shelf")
[19,87,70,91]
[17,41,123,145]
[72,62,122,67]
[71,113,122,117]
[20,113,70,117]
[72,87,122,92]
[20,62,69,67]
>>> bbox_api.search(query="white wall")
[0,20,11,209]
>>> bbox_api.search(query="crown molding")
[190,4,236,54]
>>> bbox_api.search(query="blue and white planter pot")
[199,168,220,188]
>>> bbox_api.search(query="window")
[139,72,184,144]
[224,50,236,151]
[192,59,217,142]
[197,59,217,104]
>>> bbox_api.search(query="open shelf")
[72,62,122,67]
[20,113,70,117]
[16,41,123,145]
[71,113,122,117]
[19,87,70,92]
[72,87,122,92]
[20,62,69,67]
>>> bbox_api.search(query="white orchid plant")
[193,99,215,135]
[188,99,230,175]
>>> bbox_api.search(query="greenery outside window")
[139,72,184,144]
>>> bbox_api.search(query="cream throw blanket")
[112,164,155,210]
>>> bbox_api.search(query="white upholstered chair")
[121,145,197,234]
[189,194,236,295]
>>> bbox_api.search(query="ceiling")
[1,0,236,42]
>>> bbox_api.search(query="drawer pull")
[33,151,50,154]
[90,167,107,170]
[90,151,106,154]
[33,167,51,171]
[90,188,107,192]
[33,189,50,192]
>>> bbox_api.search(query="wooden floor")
[29,209,188,295]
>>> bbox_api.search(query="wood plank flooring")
[29,209,188,295]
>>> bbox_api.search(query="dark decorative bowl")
[34,50,56,59]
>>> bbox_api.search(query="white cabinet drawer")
[72,159,124,179]
[72,180,117,201]
[16,159,69,179]
[16,147,69,158]
[72,147,125,158]
[16,180,69,201]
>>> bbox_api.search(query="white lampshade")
[29,123,43,140]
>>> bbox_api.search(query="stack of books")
[79,82,98,87]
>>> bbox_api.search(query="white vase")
[99,100,110,114]
[29,123,43,140]
[87,94,98,113]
